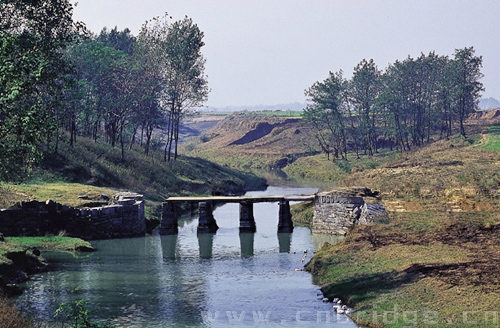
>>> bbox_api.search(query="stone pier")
[197,201,219,233]
[239,201,256,233]
[277,200,293,233]
[159,201,178,235]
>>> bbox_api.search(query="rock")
[75,245,94,252]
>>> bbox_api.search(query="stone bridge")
[160,195,315,234]
[160,188,388,235]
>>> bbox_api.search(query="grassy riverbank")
[0,133,267,324]
[184,111,500,327]
[302,125,500,327]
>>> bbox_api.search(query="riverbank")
[186,111,500,326]
[0,236,93,294]
[301,128,500,327]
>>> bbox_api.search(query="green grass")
[0,134,266,220]
[290,201,314,227]
[479,126,500,151]
[252,110,303,117]
[0,236,93,266]
[4,236,93,252]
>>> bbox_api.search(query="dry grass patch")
[0,297,37,328]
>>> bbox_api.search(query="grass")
[181,112,319,171]
[0,182,117,209]
[4,236,93,252]
[301,125,500,327]
[308,209,500,327]
[290,201,314,227]
[0,134,266,222]
[478,125,500,151]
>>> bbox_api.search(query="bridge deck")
[166,195,315,203]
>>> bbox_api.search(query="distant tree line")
[1,0,208,180]
[304,49,484,160]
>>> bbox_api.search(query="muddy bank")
[0,250,47,296]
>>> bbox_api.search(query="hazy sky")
[73,0,500,108]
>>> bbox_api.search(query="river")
[16,186,357,327]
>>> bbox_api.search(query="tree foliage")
[0,0,82,179]
[138,14,209,161]
[304,48,484,160]
[1,6,209,180]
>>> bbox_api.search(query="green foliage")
[55,295,112,328]
[0,0,81,180]
[305,48,484,160]
[336,160,351,173]
[138,14,209,161]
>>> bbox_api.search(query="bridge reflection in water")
[160,195,315,258]
[160,232,296,260]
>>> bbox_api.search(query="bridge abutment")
[239,201,256,233]
[197,201,219,234]
[277,200,294,233]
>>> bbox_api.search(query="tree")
[451,47,484,137]
[348,59,381,155]
[163,16,209,161]
[304,71,347,160]
[0,0,81,179]
[138,14,209,161]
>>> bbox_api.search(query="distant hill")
[479,97,500,110]
[201,102,307,112]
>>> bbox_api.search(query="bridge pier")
[197,201,219,234]
[159,201,178,235]
[239,201,256,233]
[277,200,293,233]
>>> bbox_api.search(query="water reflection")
[312,233,345,252]
[198,233,215,259]
[239,232,255,257]
[278,232,292,253]
[160,234,178,259]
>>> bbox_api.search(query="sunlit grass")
[4,236,93,252]
[1,182,117,208]
[479,126,500,151]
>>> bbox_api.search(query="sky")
[73,0,500,108]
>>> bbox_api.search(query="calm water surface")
[16,186,357,327]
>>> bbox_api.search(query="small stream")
[16,186,357,327]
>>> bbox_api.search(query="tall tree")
[138,14,209,161]
[304,71,347,160]
[451,47,484,137]
[0,0,81,179]
[163,16,209,161]
[348,59,381,155]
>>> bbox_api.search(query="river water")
[16,186,357,327]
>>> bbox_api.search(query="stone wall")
[312,188,388,235]
[0,193,146,240]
